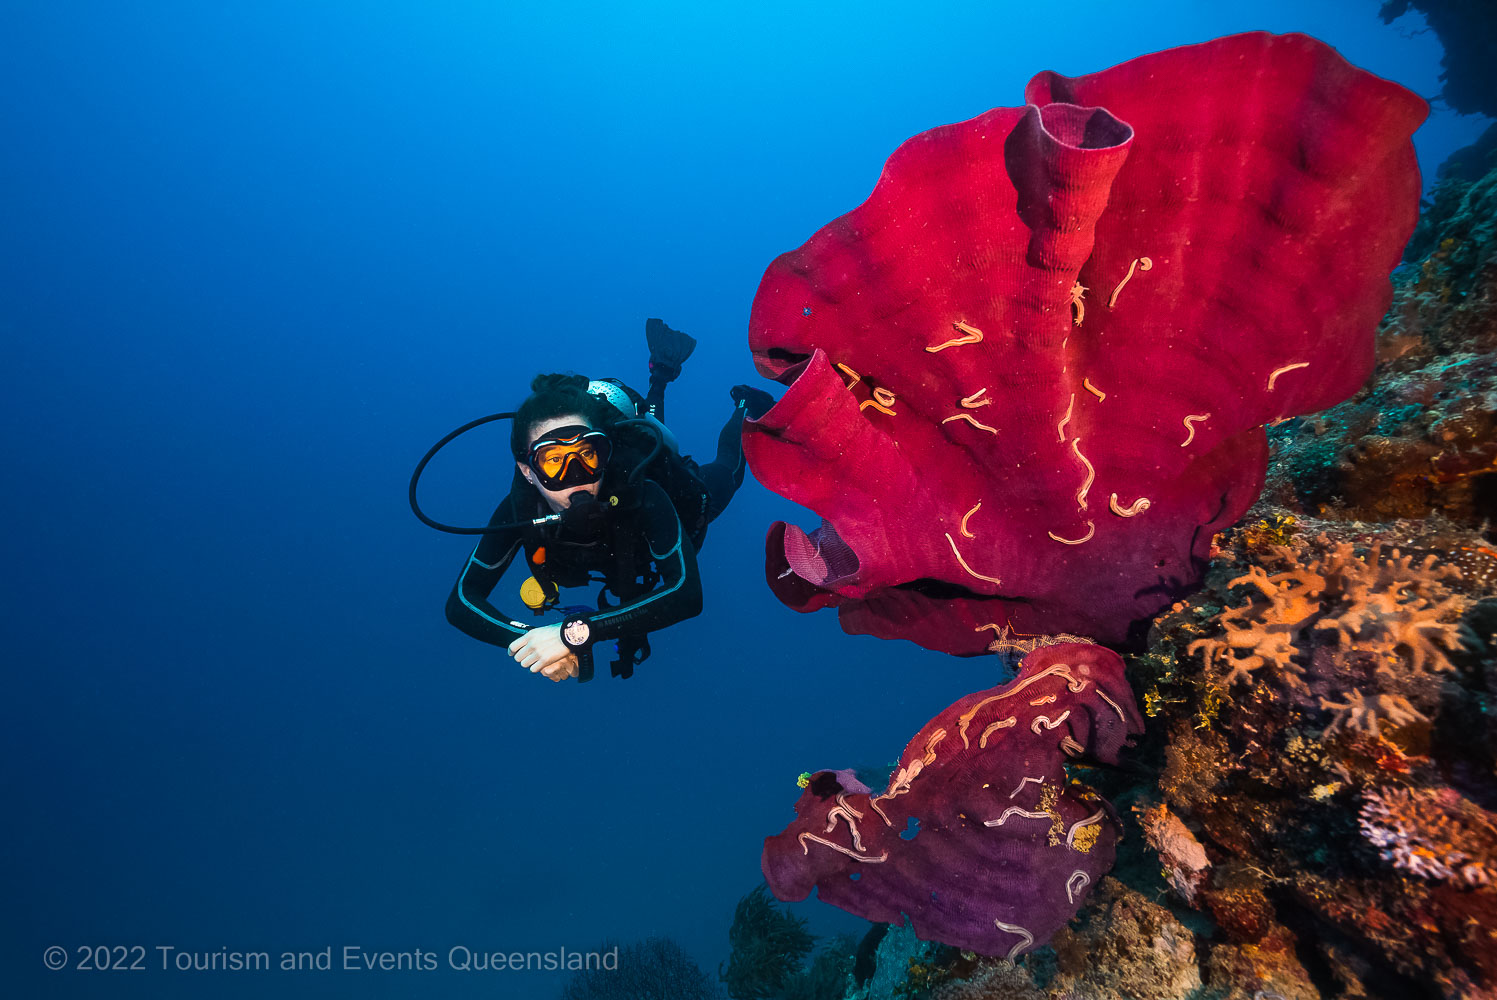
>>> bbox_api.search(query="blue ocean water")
[1,2,1486,998]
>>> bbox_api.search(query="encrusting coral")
[1359,786,1497,888]
[1133,801,1210,904]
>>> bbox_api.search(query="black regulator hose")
[619,417,663,486]
[408,411,520,535]
[408,413,666,535]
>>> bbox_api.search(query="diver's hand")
[539,654,579,683]
[508,625,572,675]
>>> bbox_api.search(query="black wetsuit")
[619,376,754,531]
[445,477,704,677]
[445,391,754,678]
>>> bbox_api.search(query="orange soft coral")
[1188,535,1466,690]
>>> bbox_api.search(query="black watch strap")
[560,615,595,683]
[561,615,593,652]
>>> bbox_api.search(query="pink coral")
[1359,786,1497,887]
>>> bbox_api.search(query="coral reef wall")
[820,158,1497,1000]
[1122,157,1497,1000]
[1379,0,1497,117]
[739,35,1496,1000]
[1263,160,1497,529]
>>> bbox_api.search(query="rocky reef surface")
[764,160,1497,1000]
[1378,0,1497,119]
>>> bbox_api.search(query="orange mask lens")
[535,442,599,476]
[527,429,611,489]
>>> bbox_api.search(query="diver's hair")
[510,373,617,459]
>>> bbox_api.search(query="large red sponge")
[745,32,1427,654]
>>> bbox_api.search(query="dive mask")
[526,425,611,491]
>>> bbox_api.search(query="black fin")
[730,384,776,420]
[645,318,697,384]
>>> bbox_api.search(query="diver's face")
[519,414,604,512]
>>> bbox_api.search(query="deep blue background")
[2,2,1486,997]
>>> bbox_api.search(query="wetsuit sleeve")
[585,481,703,643]
[445,494,532,647]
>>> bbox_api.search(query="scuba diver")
[418,319,774,683]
